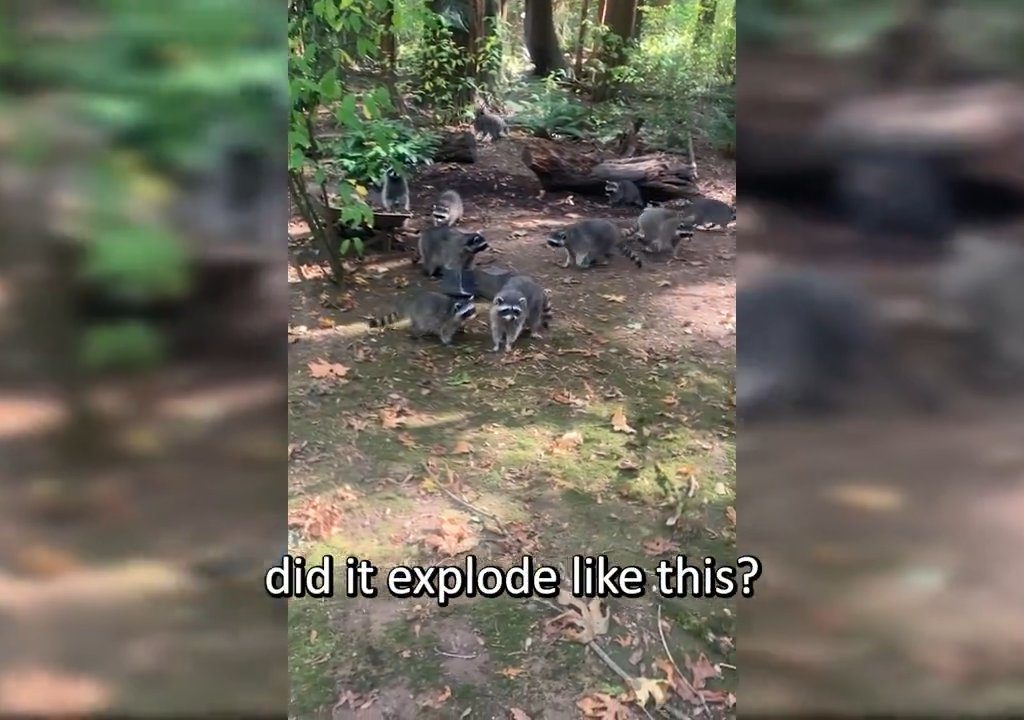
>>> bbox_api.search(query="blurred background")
[737,0,1024,714]
[0,1,288,714]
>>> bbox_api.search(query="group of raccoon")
[367,170,735,353]
[739,234,1024,423]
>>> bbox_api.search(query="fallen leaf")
[555,589,610,644]
[616,457,641,471]
[307,358,349,380]
[643,537,681,556]
[685,653,720,690]
[725,506,736,528]
[610,407,636,435]
[629,676,670,707]
[451,439,473,455]
[420,685,452,709]
[11,545,80,578]
[508,709,532,720]
[662,395,678,407]
[500,667,525,680]
[599,293,626,304]
[628,648,644,665]
[549,430,583,455]
[397,433,418,448]
[422,515,479,556]
[317,317,336,329]
[577,692,630,719]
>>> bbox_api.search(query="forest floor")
[287,135,737,719]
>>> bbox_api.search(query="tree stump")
[521,141,696,200]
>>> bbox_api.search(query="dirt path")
[288,138,737,718]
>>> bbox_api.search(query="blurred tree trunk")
[603,0,637,61]
[694,0,716,47]
[573,0,590,76]
[524,0,567,76]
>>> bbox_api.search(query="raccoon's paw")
[491,343,502,353]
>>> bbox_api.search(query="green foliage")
[80,322,166,372]
[403,13,476,119]
[506,75,592,139]
[323,119,439,186]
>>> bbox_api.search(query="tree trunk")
[573,0,590,76]
[524,0,567,76]
[694,0,717,48]
[521,142,696,200]
[604,0,637,49]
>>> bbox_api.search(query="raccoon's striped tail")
[367,311,401,329]
[541,291,553,329]
[618,242,644,269]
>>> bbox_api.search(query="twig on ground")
[657,603,710,718]
[435,647,479,660]
[437,482,507,533]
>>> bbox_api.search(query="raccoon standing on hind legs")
[380,168,410,212]
[431,189,464,227]
[546,219,643,269]
[367,290,477,346]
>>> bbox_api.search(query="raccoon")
[836,151,953,247]
[636,207,680,254]
[605,180,644,208]
[367,290,477,346]
[473,107,507,141]
[380,168,410,213]
[432,189,464,227]
[681,197,735,229]
[937,235,1024,388]
[471,267,517,301]
[489,275,548,352]
[738,269,938,422]
[417,227,489,278]
[546,219,643,269]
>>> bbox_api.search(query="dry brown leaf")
[500,666,525,679]
[420,685,452,709]
[629,676,670,708]
[422,516,479,556]
[307,358,349,380]
[379,407,406,429]
[610,407,636,435]
[508,708,532,720]
[643,537,681,556]
[628,648,644,666]
[397,432,418,448]
[616,457,641,471]
[699,689,735,706]
[577,692,631,719]
[0,666,112,714]
[549,430,583,455]
[451,439,473,455]
[317,317,336,329]
[556,588,610,644]
[725,505,736,528]
[599,293,626,304]
[662,394,679,406]
[685,653,720,690]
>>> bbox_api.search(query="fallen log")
[433,131,477,163]
[521,142,696,200]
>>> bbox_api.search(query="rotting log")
[521,141,696,200]
[433,131,477,163]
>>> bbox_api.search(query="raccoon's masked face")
[546,231,567,248]
[493,296,526,322]
[604,181,618,197]
[431,205,447,224]
[464,233,489,254]
[453,300,477,322]
[674,224,695,241]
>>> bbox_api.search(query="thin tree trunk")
[574,0,590,76]
[694,0,716,48]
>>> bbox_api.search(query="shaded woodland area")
[288,0,736,717]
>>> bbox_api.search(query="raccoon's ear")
[494,296,504,305]
[517,298,528,310]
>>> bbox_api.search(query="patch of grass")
[379,619,444,689]
[289,599,345,716]
[466,595,535,665]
